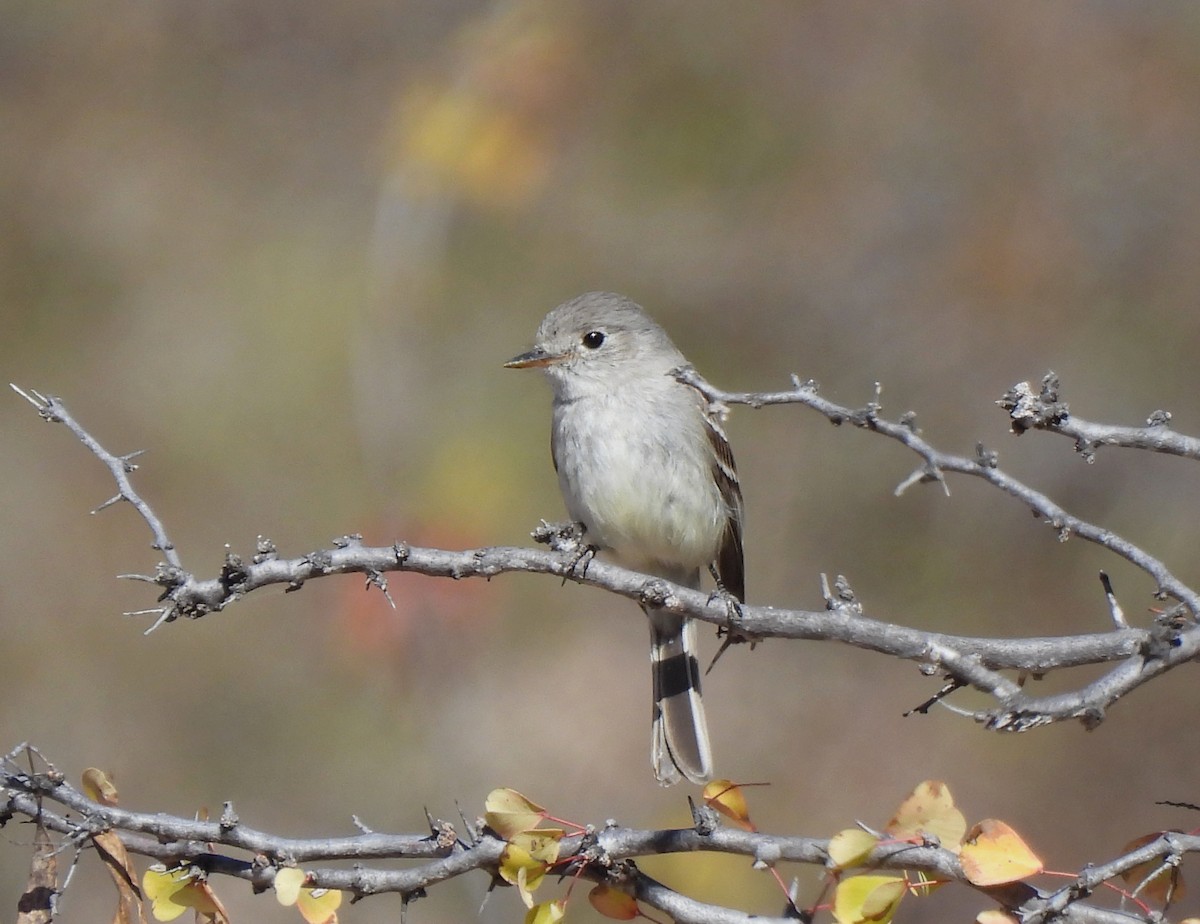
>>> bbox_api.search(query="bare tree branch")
[998,373,1200,463]
[11,382,1200,734]
[672,368,1200,617]
[0,745,1186,924]
[12,377,1200,921]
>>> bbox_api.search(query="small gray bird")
[505,292,744,784]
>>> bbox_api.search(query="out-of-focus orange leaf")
[703,779,754,831]
[82,767,120,806]
[589,883,639,920]
[485,788,547,838]
[960,820,1043,886]
[828,828,880,870]
[832,875,906,924]
[1120,833,1186,906]
[885,781,966,850]
[15,818,56,924]
[524,899,565,924]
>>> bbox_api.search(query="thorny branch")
[10,376,1200,922]
[0,744,1188,924]
[10,380,1200,733]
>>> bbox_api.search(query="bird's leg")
[705,564,755,675]
[531,519,598,580]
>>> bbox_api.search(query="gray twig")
[0,746,1182,924]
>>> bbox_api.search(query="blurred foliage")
[5,2,1200,922]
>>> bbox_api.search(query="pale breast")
[552,391,726,571]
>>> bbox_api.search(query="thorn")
[143,608,175,635]
[10,383,47,407]
[365,571,396,609]
[92,494,124,514]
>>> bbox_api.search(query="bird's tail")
[648,610,712,785]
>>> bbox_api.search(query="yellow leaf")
[142,866,219,922]
[960,820,1043,886]
[82,767,120,806]
[500,842,548,905]
[510,829,563,864]
[589,883,639,920]
[833,875,906,924]
[1120,832,1186,906]
[828,828,879,869]
[885,781,967,850]
[977,911,1020,924]
[524,899,566,924]
[275,867,306,906]
[297,886,343,924]
[703,780,754,831]
[485,788,547,838]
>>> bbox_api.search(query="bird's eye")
[581,330,605,349]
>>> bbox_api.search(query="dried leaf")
[523,899,566,924]
[885,781,966,850]
[275,867,306,906]
[588,883,639,920]
[92,829,146,924]
[485,788,547,838]
[703,780,755,831]
[296,886,342,924]
[82,767,120,806]
[1120,832,1186,906]
[832,875,906,924]
[16,818,57,924]
[828,828,879,870]
[142,866,219,922]
[960,820,1043,886]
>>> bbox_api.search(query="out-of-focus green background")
[5,2,1200,921]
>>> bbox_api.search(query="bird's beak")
[504,346,564,369]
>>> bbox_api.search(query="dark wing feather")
[703,409,745,602]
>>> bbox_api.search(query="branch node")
[219,801,239,830]
[974,442,999,469]
[687,795,720,836]
[820,574,861,615]
[1147,409,1172,428]
[639,579,672,610]
[365,570,396,609]
[306,550,334,573]
[220,549,250,593]
[253,537,278,564]
[997,374,1070,435]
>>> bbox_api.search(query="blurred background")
[5,2,1200,921]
